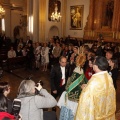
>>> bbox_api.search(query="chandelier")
[0,5,5,16]
[51,2,61,22]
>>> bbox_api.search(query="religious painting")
[48,0,61,21]
[70,5,84,30]
[104,0,114,28]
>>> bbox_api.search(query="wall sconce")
[1,18,5,32]
[28,15,33,33]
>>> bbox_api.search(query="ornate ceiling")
[0,0,27,13]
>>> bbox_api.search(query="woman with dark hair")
[26,43,34,69]
[83,51,95,73]
[71,46,79,62]
[0,94,15,120]
[68,46,79,77]
[0,81,12,113]
[108,58,119,89]
[16,46,23,57]
[67,45,73,62]
[85,57,95,80]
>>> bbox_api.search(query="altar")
[83,0,120,43]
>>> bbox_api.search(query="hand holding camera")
[35,83,42,91]
[35,80,43,95]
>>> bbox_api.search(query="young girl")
[109,58,119,89]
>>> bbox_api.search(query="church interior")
[0,0,120,119]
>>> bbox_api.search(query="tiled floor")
[1,68,120,119]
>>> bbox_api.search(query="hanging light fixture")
[51,1,61,22]
[0,5,5,17]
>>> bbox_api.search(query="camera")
[35,80,43,95]
[36,80,43,87]
[12,99,21,119]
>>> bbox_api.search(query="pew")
[7,56,26,71]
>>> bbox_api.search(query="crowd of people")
[0,35,120,120]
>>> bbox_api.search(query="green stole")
[66,72,88,102]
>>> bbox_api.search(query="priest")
[75,56,116,120]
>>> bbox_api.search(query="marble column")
[27,0,33,39]
[87,0,94,30]
[39,0,46,42]
[61,0,67,38]
[33,0,39,42]
[95,0,103,29]
[114,0,120,31]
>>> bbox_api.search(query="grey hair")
[18,80,35,95]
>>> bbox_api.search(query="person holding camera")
[17,80,57,120]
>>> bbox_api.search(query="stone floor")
[1,68,120,119]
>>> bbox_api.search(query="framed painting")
[70,5,84,30]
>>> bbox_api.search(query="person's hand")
[35,83,42,91]
[53,90,57,94]
[81,84,87,89]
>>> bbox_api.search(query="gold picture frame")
[70,5,84,30]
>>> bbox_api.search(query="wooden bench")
[7,56,26,71]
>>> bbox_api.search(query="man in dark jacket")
[26,36,33,46]
[50,56,69,99]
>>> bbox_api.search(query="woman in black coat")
[0,81,12,114]
[108,58,119,89]
[26,43,34,69]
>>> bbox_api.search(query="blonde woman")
[17,80,57,120]
[41,43,49,71]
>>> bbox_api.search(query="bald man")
[50,56,69,99]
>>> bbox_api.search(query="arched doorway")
[13,25,22,40]
[48,26,59,39]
